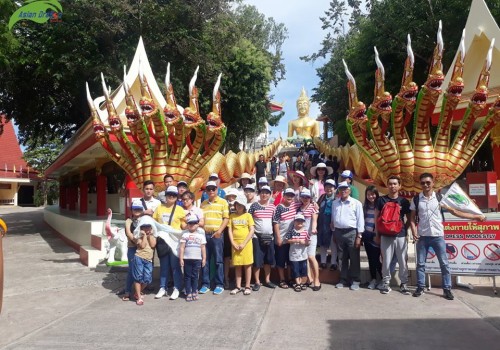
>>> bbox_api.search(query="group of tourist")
[118,156,486,306]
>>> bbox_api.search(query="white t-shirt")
[180,228,207,260]
[143,197,161,213]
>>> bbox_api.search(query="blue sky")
[245,0,331,140]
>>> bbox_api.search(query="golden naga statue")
[316,22,500,195]
[86,45,281,195]
[287,88,320,140]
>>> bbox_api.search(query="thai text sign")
[425,220,500,275]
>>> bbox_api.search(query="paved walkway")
[1,207,500,349]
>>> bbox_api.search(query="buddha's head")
[296,87,310,118]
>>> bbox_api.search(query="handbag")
[156,202,176,258]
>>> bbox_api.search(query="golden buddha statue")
[288,88,320,139]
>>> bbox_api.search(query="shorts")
[307,234,318,257]
[274,243,290,268]
[252,237,276,268]
[223,228,232,258]
[132,255,153,284]
[290,260,308,279]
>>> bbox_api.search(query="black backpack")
[413,192,445,224]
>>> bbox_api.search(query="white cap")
[225,188,239,198]
[206,181,218,189]
[283,188,295,195]
[233,195,247,207]
[295,213,305,221]
[209,173,219,179]
[131,200,144,210]
[300,188,311,197]
[187,214,200,224]
[325,179,336,187]
[341,170,353,179]
[258,176,268,184]
[165,186,178,195]
[177,180,188,188]
[337,181,350,188]
[259,185,272,193]
[244,184,256,191]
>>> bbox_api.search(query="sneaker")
[199,286,210,294]
[413,286,425,297]
[367,279,377,290]
[335,281,345,289]
[155,288,166,299]
[380,284,391,294]
[376,281,385,290]
[400,283,411,295]
[350,281,360,291]
[169,288,180,300]
[213,286,224,295]
[443,289,454,300]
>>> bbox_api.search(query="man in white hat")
[331,181,364,291]
[243,184,258,209]
[201,173,226,202]
[339,170,359,200]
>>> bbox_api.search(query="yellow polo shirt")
[200,196,229,232]
[153,204,187,230]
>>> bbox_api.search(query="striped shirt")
[248,202,276,235]
[364,205,375,233]
[273,202,299,239]
[200,196,229,232]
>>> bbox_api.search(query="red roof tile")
[0,116,33,180]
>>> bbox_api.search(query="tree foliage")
[305,0,499,145]
[1,0,287,152]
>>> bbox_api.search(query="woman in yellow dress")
[228,195,254,295]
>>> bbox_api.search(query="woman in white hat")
[270,175,287,206]
[238,173,254,193]
[309,162,333,202]
[288,170,308,203]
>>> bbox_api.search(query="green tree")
[1,0,286,154]
[306,0,499,145]
[22,137,63,206]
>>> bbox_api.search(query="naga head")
[206,73,225,133]
[447,30,466,100]
[101,73,122,133]
[398,35,418,104]
[182,66,203,127]
[424,21,445,94]
[86,82,106,140]
[123,66,141,127]
[343,59,368,126]
[372,47,393,115]
[471,39,495,108]
[163,63,183,125]
[138,60,157,117]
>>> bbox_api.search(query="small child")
[132,216,157,306]
[284,213,310,292]
[228,195,254,295]
[179,215,206,301]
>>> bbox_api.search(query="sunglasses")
[420,181,432,186]
[206,188,217,192]
[166,193,177,197]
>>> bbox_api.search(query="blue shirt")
[331,196,364,232]
[201,188,226,202]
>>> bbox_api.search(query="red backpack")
[377,201,403,236]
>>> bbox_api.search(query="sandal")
[186,294,193,302]
[136,298,144,306]
[121,294,130,301]
[293,284,302,292]
[192,293,199,301]
[279,281,289,289]
[264,281,277,289]
[252,283,261,292]
[243,287,252,295]
[301,284,308,290]
[230,288,243,295]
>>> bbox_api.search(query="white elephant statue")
[104,208,128,263]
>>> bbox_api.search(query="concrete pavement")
[1,206,499,349]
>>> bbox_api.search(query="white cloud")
[244,0,332,140]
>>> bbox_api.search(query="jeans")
[132,256,153,284]
[125,246,137,293]
[184,259,202,295]
[202,233,224,288]
[335,228,360,283]
[416,236,451,289]
[159,251,183,290]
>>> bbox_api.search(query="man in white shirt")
[330,181,364,291]
[141,180,161,216]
